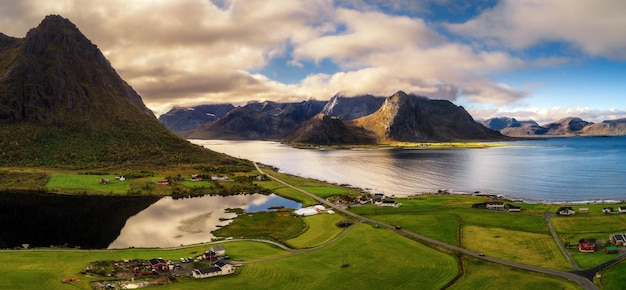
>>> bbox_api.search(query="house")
[101,178,109,185]
[619,206,626,213]
[485,201,505,210]
[578,239,596,253]
[210,245,226,257]
[557,207,576,216]
[190,174,203,181]
[149,258,169,271]
[610,234,626,246]
[116,176,126,181]
[370,193,385,203]
[192,260,234,279]
[211,175,229,181]
[603,207,613,214]
[375,199,401,208]
[157,179,169,185]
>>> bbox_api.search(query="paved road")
[545,213,581,271]
[254,162,599,290]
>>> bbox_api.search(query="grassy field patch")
[550,214,626,233]
[0,242,288,290]
[449,257,582,290]
[462,225,571,271]
[286,214,346,248]
[212,210,306,242]
[47,174,130,194]
[190,224,458,290]
[599,259,626,289]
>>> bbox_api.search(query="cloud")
[0,0,560,116]
[447,0,626,59]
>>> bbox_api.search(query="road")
[545,213,582,271]
[254,162,599,290]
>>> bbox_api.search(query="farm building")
[557,207,575,216]
[603,207,613,214]
[578,208,589,213]
[610,234,626,246]
[375,199,401,208]
[578,239,595,253]
[157,180,169,185]
[507,205,522,212]
[149,258,169,271]
[210,245,226,257]
[606,246,618,254]
[619,206,626,213]
[192,260,234,279]
[485,201,505,210]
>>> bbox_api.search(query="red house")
[578,239,596,253]
[149,258,169,271]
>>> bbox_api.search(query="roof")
[195,267,221,274]
[215,260,227,267]
[486,201,504,205]
[149,258,167,265]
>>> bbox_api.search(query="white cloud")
[447,0,626,59]
[1,0,605,118]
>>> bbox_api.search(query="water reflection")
[108,194,300,249]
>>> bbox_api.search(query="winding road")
[253,162,599,290]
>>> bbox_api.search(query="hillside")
[0,15,232,168]
[286,113,375,145]
[321,94,385,120]
[484,116,626,137]
[158,104,235,133]
[353,91,506,142]
[581,118,626,135]
[182,100,327,140]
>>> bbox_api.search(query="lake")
[192,136,626,203]
[0,191,299,249]
[109,194,300,249]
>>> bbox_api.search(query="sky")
[1,0,625,123]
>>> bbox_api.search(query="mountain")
[182,100,327,140]
[352,91,506,142]
[0,15,231,168]
[158,104,235,133]
[542,117,592,135]
[482,117,548,136]
[286,113,375,145]
[580,118,626,135]
[321,94,385,120]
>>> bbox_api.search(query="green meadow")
[449,257,582,290]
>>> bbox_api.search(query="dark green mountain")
[0,15,231,168]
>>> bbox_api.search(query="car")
[478,253,485,256]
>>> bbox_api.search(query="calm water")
[192,136,626,202]
[108,194,300,249]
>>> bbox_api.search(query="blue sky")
[1,0,625,123]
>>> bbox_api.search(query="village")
[87,245,235,289]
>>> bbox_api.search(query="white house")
[192,261,234,279]
[485,201,505,210]
[618,206,626,213]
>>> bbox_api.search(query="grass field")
[450,257,582,290]
[0,242,288,290]
[285,214,346,248]
[212,210,306,242]
[47,173,130,194]
[160,224,459,290]
[462,225,572,271]
[550,214,626,233]
[598,259,626,289]
[254,179,318,206]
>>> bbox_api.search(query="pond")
[109,194,301,249]
[0,191,300,249]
